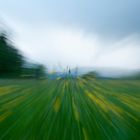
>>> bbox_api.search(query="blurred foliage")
[0,32,46,79]
[81,71,98,80]
[0,33,23,77]
[21,64,47,79]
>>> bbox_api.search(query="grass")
[0,77,140,140]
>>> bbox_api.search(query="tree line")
[0,32,46,79]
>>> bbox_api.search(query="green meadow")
[0,77,140,140]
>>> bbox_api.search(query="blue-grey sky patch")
[1,0,140,38]
[0,0,140,72]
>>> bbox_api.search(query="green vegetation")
[0,76,140,140]
[0,33,46,79]
[0,33,23,77]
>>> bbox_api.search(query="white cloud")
[94,35,140,70]
[2,16,140,71]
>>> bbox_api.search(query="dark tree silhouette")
[0,33,23,77]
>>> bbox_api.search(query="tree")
[0,33,24,77]
[34,64,46,79]
[21,62,47,79]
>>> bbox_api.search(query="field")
[0,77,140,140]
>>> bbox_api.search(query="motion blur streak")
[0,76,140,140]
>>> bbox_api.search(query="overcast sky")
[0,0,140,71]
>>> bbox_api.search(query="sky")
[0,0,140,72]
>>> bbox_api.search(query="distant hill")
[47,67,140,80]
[71,67,140,79]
